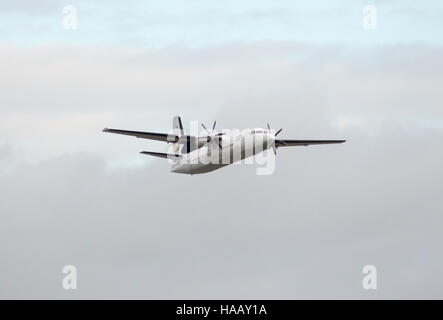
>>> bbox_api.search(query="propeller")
[267,123,282,155]
[202,121,224,149]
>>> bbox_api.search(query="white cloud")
[1,43,443,165]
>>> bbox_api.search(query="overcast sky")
[1,0,443,299]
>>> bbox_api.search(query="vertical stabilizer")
[172,115,184,154]
[173,116,184,136]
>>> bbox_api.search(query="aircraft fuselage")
[170,129,275,174]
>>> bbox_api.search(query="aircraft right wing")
[103,128,179,143]
[275,139,346,147]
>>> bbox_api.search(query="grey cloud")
[0,144,12,162]
[1,43,442,118]
[1,41,443,299]
[0,121,442,299]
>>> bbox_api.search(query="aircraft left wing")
[275,139,346,147]
[103,128,179,143]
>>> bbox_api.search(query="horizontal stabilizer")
[140,151,181,159]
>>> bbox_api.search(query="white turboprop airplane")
[103,116,345,175]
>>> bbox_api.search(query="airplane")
[103,116,345,175]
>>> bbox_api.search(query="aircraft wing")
[103,128,179,143]
[275,139,346,147]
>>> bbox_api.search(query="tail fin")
[173,116,184,136]
[172,116,184,154]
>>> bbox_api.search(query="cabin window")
[251,129,265,134]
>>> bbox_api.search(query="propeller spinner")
[267,123,282,155]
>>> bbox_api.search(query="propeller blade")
[267,123,271,131]
[215,135,223,149]
[201,123,210,135]
[275,128,282,137]
[273,146,277,155]
[201,123,208,130]
[212,121,217,130]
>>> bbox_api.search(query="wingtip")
[103,128,110,132]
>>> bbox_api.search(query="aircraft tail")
[172,116,184,154]
[173,116,184,136]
